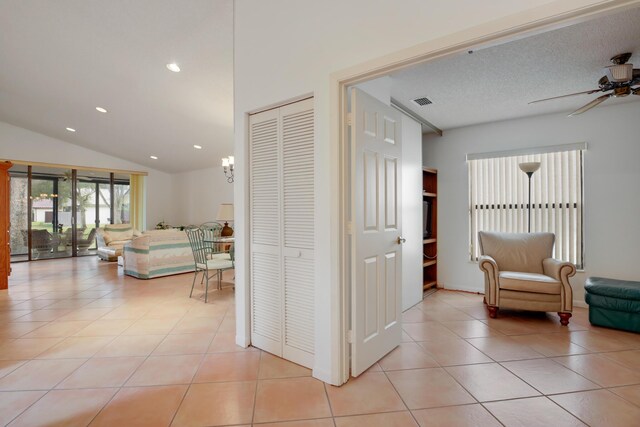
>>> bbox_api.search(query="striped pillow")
[104,224,134,242]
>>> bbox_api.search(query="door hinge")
[346,113,352,127]
[346,330,353,343]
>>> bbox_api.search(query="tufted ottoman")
[585,277,640,333]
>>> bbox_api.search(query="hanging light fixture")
[222,156,234,183]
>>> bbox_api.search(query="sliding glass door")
[9,165,133,262]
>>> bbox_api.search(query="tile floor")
[1,257,640,426]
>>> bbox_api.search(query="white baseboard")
[573,300,588,308]
[439,283,484,294]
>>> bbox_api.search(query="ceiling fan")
[529,53,640,116]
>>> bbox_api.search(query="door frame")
[333,0,640,384]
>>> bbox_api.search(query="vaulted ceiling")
[0,0,233,173]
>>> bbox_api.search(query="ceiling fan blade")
[529,89,601,105]
[568,94,611,116]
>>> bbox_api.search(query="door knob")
[397,236,406,245]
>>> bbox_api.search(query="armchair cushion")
[478,231,554,274]
[499,271,561,295]
[104,224,136,242]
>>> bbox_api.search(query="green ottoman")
[585,277,640,333]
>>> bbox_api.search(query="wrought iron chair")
[185,227,234,303]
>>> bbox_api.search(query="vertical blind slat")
[468,149,584,268]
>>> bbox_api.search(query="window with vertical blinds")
[468,144,585,268]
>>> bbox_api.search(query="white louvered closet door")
[249,98,315,369]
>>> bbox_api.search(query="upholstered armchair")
[478,231,576,325]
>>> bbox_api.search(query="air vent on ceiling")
[412,96,433,107]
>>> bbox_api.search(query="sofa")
[585,277,640,333]
[478,231,576,325]
[96,224,142,261]
[123,229,195,279]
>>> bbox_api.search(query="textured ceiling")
[0,0,233,173]
[388,7,640,133]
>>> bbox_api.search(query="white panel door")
[249,108,282,357]
[351,88,402,377]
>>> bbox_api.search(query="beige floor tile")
[509,333,591,357]
[553,353,640,387]
[402,307,432,323]
[258,352,312,379]
[73,319,136,336]
[446,363,540,402]
[551,389,640,427]
[126,354,202,386]
[90,385,187,427]
[8,388,117,427]
[254,377,332,423]
[417,338,492,366]
[0,337,63,359]
[334,411,418,427]
[386,368,475,409]
[0,360,27,379]
[0,358,86,390]
[467,336,545,361]
[485,396,585,426]
[601,349,640,370]
[56,356,145,389]
[378,342,439,371]
[610,384,640,407]
[412,404,501,427]
[325,372,405,417]
[170,316,222,334]
[22,320,92,338]
[35,336,114,359]
[402,322,460,341]
[123,317,180,335]
[440,320,503,338]
[480,317,539,335]
[153,333,215,356]
[568,331,636,352]
[0,390,47,426]
[502,358,599,394]
[10,310,71,322]
[193,351,260,382]
[207,331,257,353]
[0,321,47,338]
[255,420,334,427]
[56,307,113,321]
[94,334,165,357]
[171,381,255,426]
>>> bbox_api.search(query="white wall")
[401,115,424,311]
[0,120,177,228]
[233,0,625,384]
[172,166,234,226]
[423,101,640,304]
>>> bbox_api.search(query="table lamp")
[216,203,234,237]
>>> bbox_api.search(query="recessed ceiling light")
[66,127,76,132]
[166,63,180,73]
[150,155,158,160]
[95,107,107,113]
[193,145,202,149]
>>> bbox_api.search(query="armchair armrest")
[543,258,576,312]
[479,255,499,305]
[542,258,576,281]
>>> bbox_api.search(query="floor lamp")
[519,162,541,233]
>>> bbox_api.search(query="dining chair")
[185,227,234,302]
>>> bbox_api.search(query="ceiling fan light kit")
[529,52,639,116]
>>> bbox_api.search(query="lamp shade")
[216,203,234,222]
[519,162,541,174]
